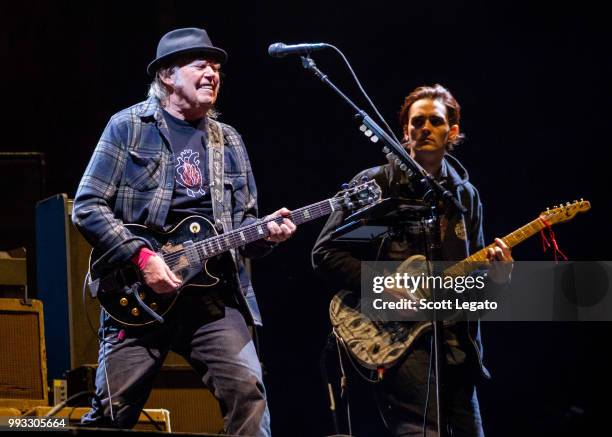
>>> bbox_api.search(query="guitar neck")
[444,216,547,277]
[193,198,338,259]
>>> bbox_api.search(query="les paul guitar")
[329,200,591,371]
[90,179,381,326]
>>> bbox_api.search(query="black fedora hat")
[147,27,228,76]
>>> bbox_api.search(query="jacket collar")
[137,97,165,122]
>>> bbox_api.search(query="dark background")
[1,0,611,435]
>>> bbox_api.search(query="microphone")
[268,42,329,58]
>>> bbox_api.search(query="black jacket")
[312,154,491,378]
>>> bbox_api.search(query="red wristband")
[131,247,157,270]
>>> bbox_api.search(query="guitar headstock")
[539,199,591,225]
[334,178,382,211]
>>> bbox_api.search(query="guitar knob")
[150,302,158,311]
[131,308,140,317]
[189,221,201,234]
[139,292,146,300]
[120,297,128,307]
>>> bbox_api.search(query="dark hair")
[398,84,464,151]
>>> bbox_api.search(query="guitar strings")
[447,218,544,276]
[161,208,315,265]
[161,183,380,266]
[160,199,338,266]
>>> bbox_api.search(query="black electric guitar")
[330,200,591,371]
[89,179,381,326]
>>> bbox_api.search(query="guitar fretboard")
[168,198,340,262]
[444,216,547,277]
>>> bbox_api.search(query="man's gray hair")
[147,62,219,118]
[147,65,176,102]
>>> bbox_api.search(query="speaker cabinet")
[0,298,48,411]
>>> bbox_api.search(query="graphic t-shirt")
[163,110,213,225]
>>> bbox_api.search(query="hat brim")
[147,46,228,76]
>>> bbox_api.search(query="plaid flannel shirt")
[72,97,272,325]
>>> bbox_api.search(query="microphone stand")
[300,56,466,214]
[299,54,467,437]
[421,206,445,437]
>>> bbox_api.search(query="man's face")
[168,57,221,113]
[403,98,457,160]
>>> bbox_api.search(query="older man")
[73,28,295,436]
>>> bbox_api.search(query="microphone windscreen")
[268,43,286,57]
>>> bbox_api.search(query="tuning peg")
[341,183,349,190]
[580,198,584,202]
[361,176,369,183]
[399,164,407,171]
[364,129,373,137]
[382,146,389,154]
[359,124,367,132]
[370,135,379,143]
[566,201,570,206]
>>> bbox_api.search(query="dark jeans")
[82,292,270,436]
[377,343,484,437]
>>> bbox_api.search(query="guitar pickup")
[182,240,200,268]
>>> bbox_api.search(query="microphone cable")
[324,44,404,149]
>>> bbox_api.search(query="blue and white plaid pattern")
[73,97,270,325]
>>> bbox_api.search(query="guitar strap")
[206,118,245,304]
[207,118,225,229]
